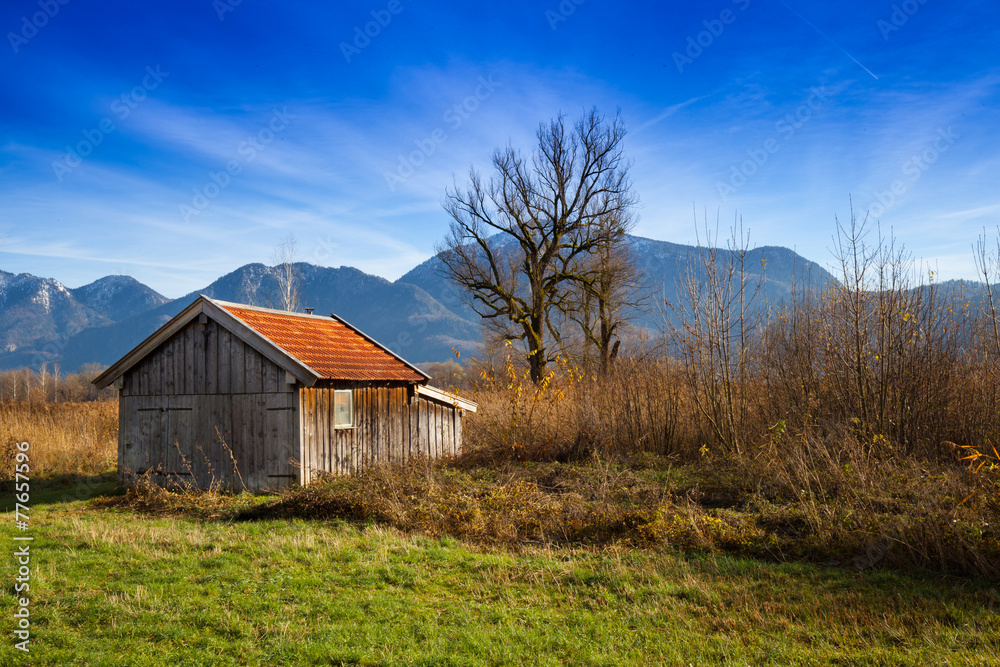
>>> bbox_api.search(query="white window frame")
[333,389,354,429]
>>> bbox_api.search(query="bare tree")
[1,370,19,401]
[272,234,301,312]
[558,217,647,374]
[974,226,1000,360]
[439,108,637,383]
[38,362,48,402]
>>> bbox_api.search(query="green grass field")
[2,476,999,666]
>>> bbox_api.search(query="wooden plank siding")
[297,383,466,485]
[122,318,293,399]
[118,317,299,492]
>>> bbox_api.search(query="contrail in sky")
[778,0,880,80]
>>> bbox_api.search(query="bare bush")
[669,215,766,455]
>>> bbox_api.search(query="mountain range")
[0,235,854,373]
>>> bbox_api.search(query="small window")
[334,389,353,428]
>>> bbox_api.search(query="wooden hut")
[92,295,477,492]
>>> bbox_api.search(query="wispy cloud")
[937,204,1000,221]
[634,95,711,134]
[0,2,998,295]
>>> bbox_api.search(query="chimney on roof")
[305,307,314,315]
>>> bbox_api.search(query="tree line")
[0,364,115,403]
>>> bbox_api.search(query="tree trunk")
[526,314,546,383]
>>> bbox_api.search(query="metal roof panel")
[220,304,426,382]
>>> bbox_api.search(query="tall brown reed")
[0,400,117,477]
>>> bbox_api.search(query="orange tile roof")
[221,304,426,382]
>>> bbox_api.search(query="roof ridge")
[208,297,345,321]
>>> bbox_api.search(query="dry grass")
[93,474,264,519]
[80,346,999,578]
[0,400,117,478]
[462,350,690,464]
[248,454,661,547]
[235,442,1000,577]
[453,360,1000,576]
[702,434,1000,577]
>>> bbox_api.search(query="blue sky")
[1,0,998,298]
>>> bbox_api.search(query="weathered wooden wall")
[118,318,298,492]
[122,317,287,397]
[118,316,467,491]
[299,383,463,483]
